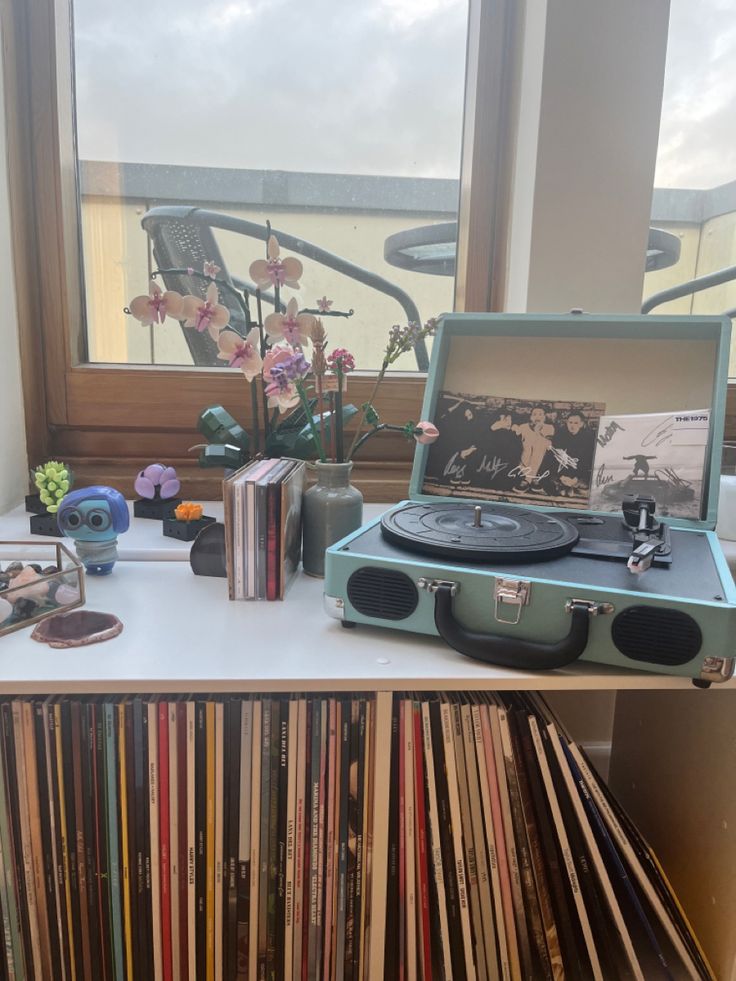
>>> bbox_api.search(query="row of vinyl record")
[0,695,375,981]
[386,692,714,981]
[0,693,713,981]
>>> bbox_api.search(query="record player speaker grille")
[347,568,418,621]
[611,606,702,666]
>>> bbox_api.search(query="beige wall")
[643,216,736,375]
[0,26,27,511]
[81,199,455,372]
[81,195,736,375]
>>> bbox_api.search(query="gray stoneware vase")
[302,462,363,577]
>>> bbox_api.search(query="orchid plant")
[125,228,439,467]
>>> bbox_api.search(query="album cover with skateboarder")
[588,409,711,518]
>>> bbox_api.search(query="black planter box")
[133,497,182,520]
[25,494,47,515]
[162,515,216,541]
[29,512,60,537]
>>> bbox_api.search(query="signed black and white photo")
[422,391,605,508]
[588,409,711,518]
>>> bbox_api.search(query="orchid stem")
[254,289,271,442]
[297,380,326,463]
[316,373,326,459]
[250,381,261,456]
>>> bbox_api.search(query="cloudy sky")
[74,0,735,190]
[73,0,468,179]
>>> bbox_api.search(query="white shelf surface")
[1,502,732,694]
[2,501,225,560]
[0,560,727,695]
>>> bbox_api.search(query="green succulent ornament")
[33,460,74,514]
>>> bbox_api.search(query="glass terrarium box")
[0,541,85,637]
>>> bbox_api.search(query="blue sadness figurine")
[57,486,130,575]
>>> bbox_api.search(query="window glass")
[643,0,736,374]
[74,0,468,370]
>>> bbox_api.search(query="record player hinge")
[565,598,615,616]
[417,578,459,597]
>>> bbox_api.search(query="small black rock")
[13,598,37,619]
[42,565,59,575]
[28,563,43,573]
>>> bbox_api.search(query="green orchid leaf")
[198,443,248,469]
[197,405,250,450]
[284,404,359,459]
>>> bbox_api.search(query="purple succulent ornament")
[134,463,181,500]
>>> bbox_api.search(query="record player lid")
[408,312,731,531]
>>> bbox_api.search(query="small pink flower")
[414,421,440,444]
[128,281,184,325]
[217,327,263,381]
[265,297,316,347]
[327,348,356,373]
[181,283,230,338]
[186,267,195,277]
[249,235,303,291]
[203,260,221,278]
[316,296,333,313]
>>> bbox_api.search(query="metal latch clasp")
[494,578,531,625]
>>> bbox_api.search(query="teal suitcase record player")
[324,313,736,685]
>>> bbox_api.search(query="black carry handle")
[433,583,591,670]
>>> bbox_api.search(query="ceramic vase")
[302,462,363,577]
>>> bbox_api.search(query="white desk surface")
[1,500,227,561]
[0,502,731,693]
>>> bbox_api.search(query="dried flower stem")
[316,374,326,456]
[346,362,388,460]
[329,393,337,462]
[335,367,345,463]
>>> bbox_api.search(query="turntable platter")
[380,501,579,562]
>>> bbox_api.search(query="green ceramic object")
[197,405,250,450]
[302,462,363,577]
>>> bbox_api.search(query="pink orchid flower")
[217,327,263,381]
[249,235,303,291]
[262,343,301,413]
[181,282,230,337]
[128,281,184,325]
[264,379,300,414]
[203,260,221,278]
[316,296,333,313]
[265,297,316,347]
[262,343,295,383]
[414,421,440,444]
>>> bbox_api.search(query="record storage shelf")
[0,506,734,978]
